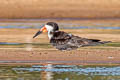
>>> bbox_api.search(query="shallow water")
[0,64,120,80]
[0,42,21,45]
[0,42,120,49]
[0,22,120,29]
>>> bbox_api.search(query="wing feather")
[50,31,109,51]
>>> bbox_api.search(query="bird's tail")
[99,41,111,44]
[83,39,111,46]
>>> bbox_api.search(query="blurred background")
[0,0,120,19]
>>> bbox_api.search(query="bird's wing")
[50,31,109,51]
[69,35,110,47]
[50,31,78,50]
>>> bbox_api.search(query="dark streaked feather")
[50,31,110,51]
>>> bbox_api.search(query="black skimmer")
[33,22,110,51]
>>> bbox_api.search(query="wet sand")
[0,49,120,65]
[0,28,120,65]
[0,29,120,43]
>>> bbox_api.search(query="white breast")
[48,32,53,40]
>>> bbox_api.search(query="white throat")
[48,32,53,40]
[45,25,54,40]
[45,25,53,32]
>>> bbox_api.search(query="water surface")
[0,22,120,29]
[0,64,120,80]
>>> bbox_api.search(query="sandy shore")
[0,49,120,65]
[0,29,120,43]
[0,0,120,19]
[0,28,120,65]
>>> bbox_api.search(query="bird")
[33,22,110,51]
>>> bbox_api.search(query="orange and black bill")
[33,30,42,38]
[33,26,47,38]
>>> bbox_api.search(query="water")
[0,64,120,80]
[0,22,120,29]
[0,42,21,45]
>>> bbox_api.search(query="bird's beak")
[33,26,47,38]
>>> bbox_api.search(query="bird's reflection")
[41,63,53,80]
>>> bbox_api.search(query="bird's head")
[33,22,59,38]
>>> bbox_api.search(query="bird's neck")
[48,31,53,40]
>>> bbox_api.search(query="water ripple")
[12,65,120,76]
